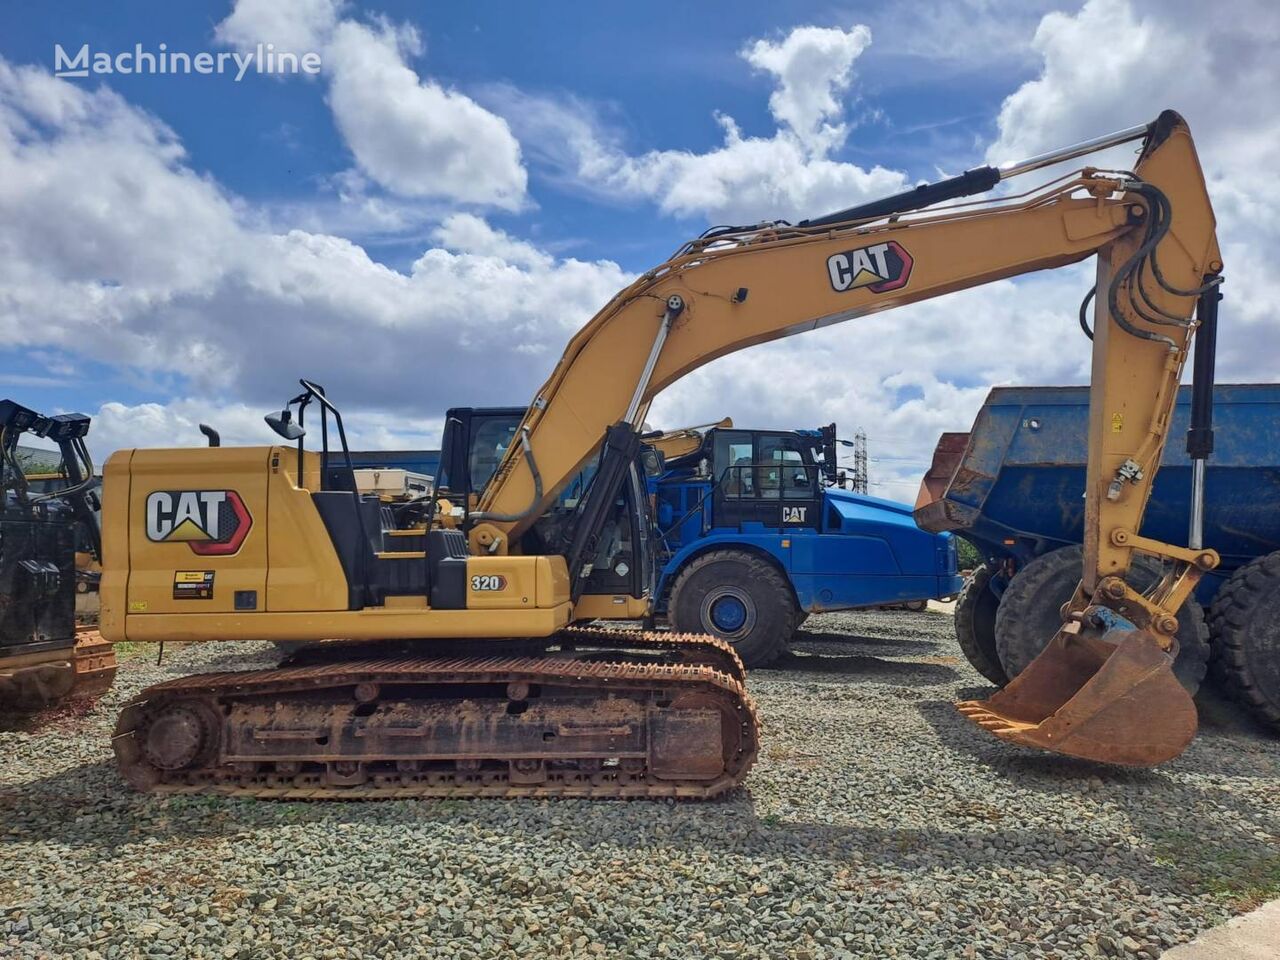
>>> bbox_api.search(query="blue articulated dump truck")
[916,383,1280,732]
[426,409,962,666]
[650,422,962,665]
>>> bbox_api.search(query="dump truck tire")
[1206,551,1280,732]
[669,549,794,668]
[954,564,1008,686]
[995,544,1210,695]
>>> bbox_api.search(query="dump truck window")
[759,437,814,500]
[713,432,755,498]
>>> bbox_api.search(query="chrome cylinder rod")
[1188,458,1207,550]
[997,122,1150,180]
[625,295,684,426]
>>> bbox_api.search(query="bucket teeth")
[955,701,1024,735]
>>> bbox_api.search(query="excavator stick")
[958,620,1196,766]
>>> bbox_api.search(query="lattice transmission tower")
[849,429,868,493]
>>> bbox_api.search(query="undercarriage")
[113,628,758,799]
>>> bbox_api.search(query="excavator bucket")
[956,625,1197,766]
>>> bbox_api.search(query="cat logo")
[145,490,253,556]
[782,506,808,524]
[826,240,913,294]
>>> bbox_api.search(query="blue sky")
[3,1,1033,272]
[2,1,1277,496]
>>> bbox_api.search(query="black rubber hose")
[1078,286,1095,340]
[1131,184,1222,299]
[1106,188,1178,348]
[469,427,545,524]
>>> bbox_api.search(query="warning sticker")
[173,570,215,600]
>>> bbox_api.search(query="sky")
[2,0,1279,498]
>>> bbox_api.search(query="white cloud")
[214,0,342,58]
[324,20,526,207]
[89,397,444,461]
[985,0,1280,377]
[0,61,626,461]
[216,0,527,210]
[741,24,871,153]
[495,23,907,225]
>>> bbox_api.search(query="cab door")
[758,434,821,531]
[712,431,820,531]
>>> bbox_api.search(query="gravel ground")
[2,610,1278,960]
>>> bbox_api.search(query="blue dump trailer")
[651,423,963,665]
[916,383,1280,731]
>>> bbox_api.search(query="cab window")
[714,432,755,499]
[759,436,815,499]
[468,417,520,493]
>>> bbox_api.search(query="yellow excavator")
[102,109,1220,797]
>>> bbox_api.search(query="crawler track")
[113,629,758,800]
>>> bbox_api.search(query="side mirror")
[265,410,305,441]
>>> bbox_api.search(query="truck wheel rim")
[702,589,755,637]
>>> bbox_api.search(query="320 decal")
[145,490,253,556]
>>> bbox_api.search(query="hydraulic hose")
[469,426,544,523]
[1106,184,1179,350]
[1078,286,1095,340]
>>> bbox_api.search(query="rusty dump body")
[114,628,758,799]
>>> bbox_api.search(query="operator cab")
[661,425,839,535]
[438,406,525,500]
[437,406,656,604]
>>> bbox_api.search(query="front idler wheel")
[139,700,219,773]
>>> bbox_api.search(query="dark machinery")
[0,400,116,712]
